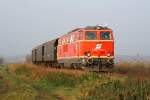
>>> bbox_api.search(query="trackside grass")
[0,63,149,100]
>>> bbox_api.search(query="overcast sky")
[0,0,150,57]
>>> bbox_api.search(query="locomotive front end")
[78,26,114,68]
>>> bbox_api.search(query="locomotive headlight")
[84,52,91,58]
[87,52,91,57]
[107,53,111,57]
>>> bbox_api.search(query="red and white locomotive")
[32,26,114,70]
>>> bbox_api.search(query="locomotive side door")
[54,39,58,61]
[78,31,83,58]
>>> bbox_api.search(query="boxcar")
[35,45,43,62]
[43,39,58,62]
[32,49,36,63]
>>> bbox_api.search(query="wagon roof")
[32,38,58,50]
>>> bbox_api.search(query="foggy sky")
[0,0,150,57]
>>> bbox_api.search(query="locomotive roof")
[67,26,111,34]
[84,26,111,30]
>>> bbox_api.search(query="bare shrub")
[114,61,150,80]
[0,57,4,64]
[25,54,32,63]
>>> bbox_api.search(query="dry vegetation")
[9,63,87,78]
[114,61,150,80]
[0,62,150,100]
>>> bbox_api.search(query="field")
[0,63,150,100]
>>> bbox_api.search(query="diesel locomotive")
[32,26,114,70]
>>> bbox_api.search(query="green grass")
[0,65,37,100]
[0,64,149,100]
[83,79,150,100]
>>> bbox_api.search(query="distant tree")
[0,57,4,64]
[25,54,32,63]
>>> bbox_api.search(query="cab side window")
[79,32,83,40]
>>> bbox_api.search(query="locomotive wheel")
[71,64,75,69]
[59,63,64,69]
[71,63,79,70]
[106,64,114,69]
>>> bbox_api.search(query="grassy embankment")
[0,62,150,100]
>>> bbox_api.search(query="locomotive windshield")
[86,31,97,40]
[101,32,111,40]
